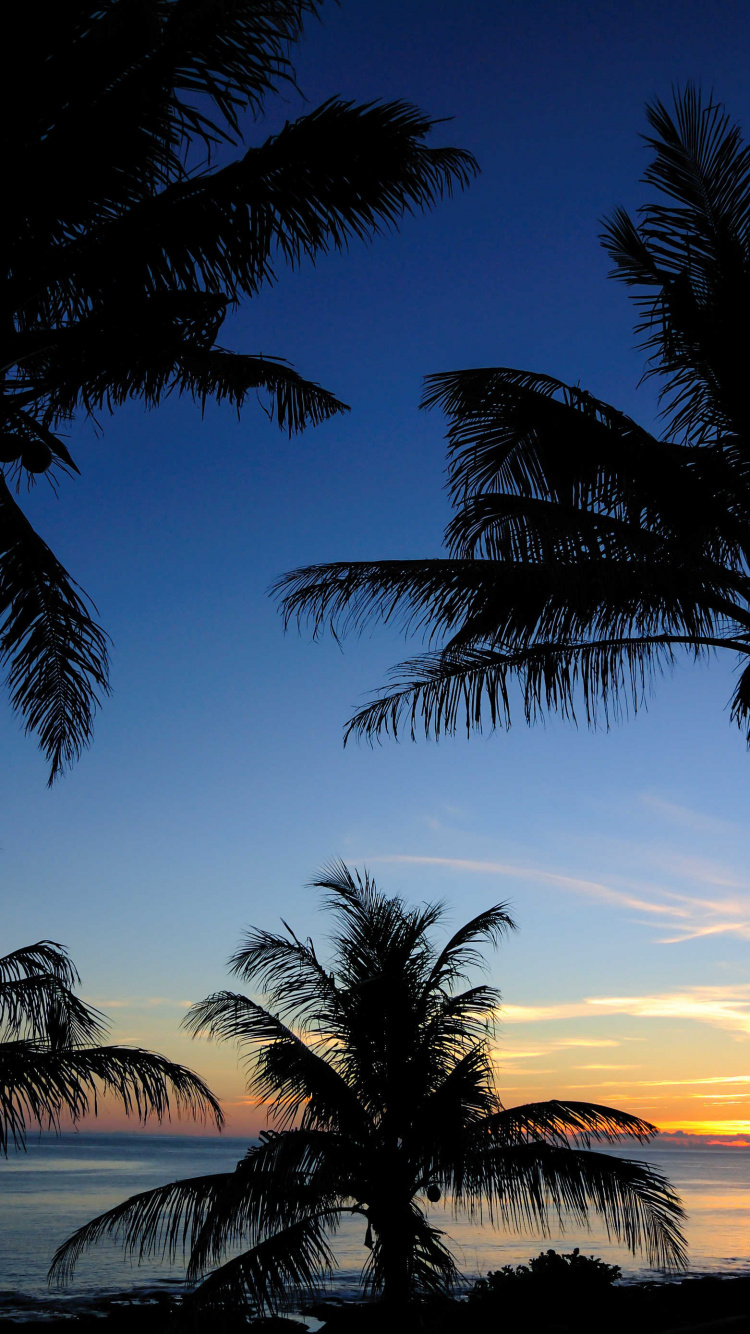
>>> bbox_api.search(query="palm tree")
[50,865,685,1313]
[4,0,477,783]
[275,88,750,748]
[1,939,222,1153]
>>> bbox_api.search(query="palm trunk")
[376,1211,412,1308]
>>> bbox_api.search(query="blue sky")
[6,0,750,1135]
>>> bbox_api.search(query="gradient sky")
[6,0,750,1142]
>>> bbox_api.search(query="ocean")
[2,1134,750,1320]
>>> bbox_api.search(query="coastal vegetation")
[0,940,222,1153]
[50,866,685,1313]
[276,87,750,750]
[3,0,476,783]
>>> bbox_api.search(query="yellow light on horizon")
[658,1119,750,1135]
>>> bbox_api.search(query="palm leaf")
[484,1100,657,1148]
[184,990,370,1135]
[0,942,78,987]
[0,975,108,1047]
[601,86,750,444]
[34,99,478,316]
[364,1205,458,1297]
[0,476,110,784]
[229,926,340,1031]
[190,1211,340,1311]
[0,1043,223,1155]
[39,335,348,436]
[457,1141,686,1269]
[424,905,516,993]
[186,1130,355,1278]
[49,1172,234,1284]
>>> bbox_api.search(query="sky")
[6,0,750,1144]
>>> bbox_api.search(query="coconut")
[21,441,53,473]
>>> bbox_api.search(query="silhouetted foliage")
[276,87,750,749]
[466,1248,622,1304]
[4,0,477,782]
[0,939,223,1153]
[50,866,685,1313]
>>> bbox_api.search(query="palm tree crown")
[51,866,685,1312]
[275,87,750,748]
[4,0,477,782]
[0,939,222,1154]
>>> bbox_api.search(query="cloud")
[567,1074,750,1090]
[573,1064,640,1070]
[554,1038,623,1049]
[638,794,740,837]
[658,1120,750,1135]
[373,854,750,946]
[494,1049,551,1061]
[500,984,750,1036]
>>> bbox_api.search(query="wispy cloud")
[573,1064,640,1070]
[373,854,750,945]
[567,1074,750,1090]
[554,1038,623,1049]
[638,794,740,837]
[501,984,750,1035]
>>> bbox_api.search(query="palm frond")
[33,98,478,317]
[274,558,499,643]
[422,985,503,1054]
[5,4,479,776]
[601,86,750,444]
[0,976,108,1047]
[456,1142,686,1270]
[9,0,324,246]
[229,925,339,1030]
[0,1040,87,1154]
[422,365,742,553]
[425,905,516,993]
[184,991,369,1135]
[190,1211,340,1311]
[484,1100,657,1148]
[36,333,348,437]
[339,615,750,746]
[16,96,478,341]
[49,1172,234,1285]
[0,942,78,987]
[414,1043,498,1147]
[0,1043,223,1154]
[364,1205,458,1297]
[310,863,443,999]
[422,367,676,510]
[187,1130,354,1279]
[0,476,110,784]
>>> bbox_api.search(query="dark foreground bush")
[467,1247,622,1302]
[308,1263,750,1334]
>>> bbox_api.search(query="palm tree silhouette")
[0,940,222,1153]
[276,88,750,748]
[4,0,477,783]
[50,865,685,1311]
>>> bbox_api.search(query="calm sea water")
[2,1134,750,1319]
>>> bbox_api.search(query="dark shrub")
[467,1248,622,1303]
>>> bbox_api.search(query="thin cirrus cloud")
[566,1074,750,1090]
[372,854,750,945]
[573,1063,641,1070]
[638,794,740,837]
[501,985,750,1035]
